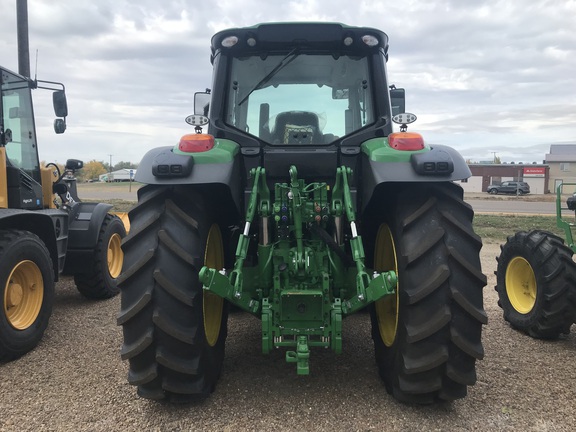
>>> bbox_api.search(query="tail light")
[178,134,215,153]
[388,132,425,151]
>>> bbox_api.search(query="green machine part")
[556,182,576,252]
[199,165,397,375]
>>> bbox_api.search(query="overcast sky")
[1,0,575,166]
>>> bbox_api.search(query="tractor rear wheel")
[74,214,126,299]
[495,230,576,338]
[369,183,487,403]
[0,230,55,361]
[118,185,228,401]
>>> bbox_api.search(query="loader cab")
[201,23,398,183]
[0,66,67,209]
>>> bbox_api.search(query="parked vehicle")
[487,181,530,195]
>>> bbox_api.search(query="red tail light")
[388,132,425,151]
[178,134,215,153]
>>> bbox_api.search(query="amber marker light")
[178,134,215,153]
[388,132,425,151]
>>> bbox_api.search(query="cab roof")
[211,22,389,58]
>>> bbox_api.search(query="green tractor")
[495,183,576,338]
[118,22,487,404]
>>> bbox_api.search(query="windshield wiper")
[238,48,300,106]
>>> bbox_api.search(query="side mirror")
[54,118,66,134]
[53,90,68,118]
[390,87,405,116]
[194,91,211,116]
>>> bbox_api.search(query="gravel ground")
[1,241,575,432]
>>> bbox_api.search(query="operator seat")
[271,111,323,144]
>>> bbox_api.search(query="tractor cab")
[197,23,403,183]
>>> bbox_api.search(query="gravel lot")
[1,241,575,431]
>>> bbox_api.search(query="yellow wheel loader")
[0,65,126,361]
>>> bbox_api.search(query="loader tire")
[74,214,126,299]
[118,185,228,401]
[495,230,576,338]
[368,183,487,404]
[0,230,55,362]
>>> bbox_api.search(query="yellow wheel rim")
[203,224,224,347]
[4,260,44,330]
[505,256,537,314]
[107,233,124,279]
[373,224,399,347]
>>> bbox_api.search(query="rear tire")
[489,189,498,195]
[0,230,55,362]
[118,185,228,401]
[74,214,126,299]
[495,230,576,338]
[368,183,487,403]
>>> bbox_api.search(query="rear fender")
[134,142,242,219]
[62,202,115,275]
[66,202,113,250]
[361,141,471,212]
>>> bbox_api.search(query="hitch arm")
[333,166,398,314]
[200,167,269,313]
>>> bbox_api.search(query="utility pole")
[108,154,113,182]
[491,152,497,164]
[16,0,30,78]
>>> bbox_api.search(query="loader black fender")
[365,182,487,403]
[118,185,229,401]
[66,202,113,249]
[63,202,115,274]
[495,230,576,338]
[0,230,55,361]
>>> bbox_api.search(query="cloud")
[1,0,575,166]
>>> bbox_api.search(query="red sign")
[523,167,546,177]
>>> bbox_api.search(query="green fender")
[134,138,242,217]
[360,138,471,212]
